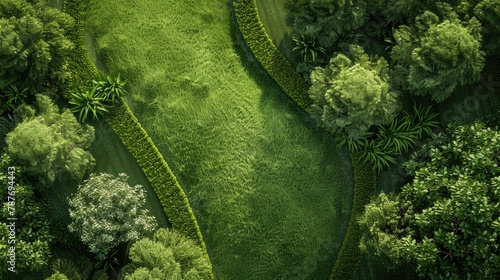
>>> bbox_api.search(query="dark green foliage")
[233,0,312,111]
[329,153,377,280]
[104,103,214,279]
[1,154,52,276]
[474,0,500,55]
[69,85,109,122]
[0,0,74,91]
[292,34,325,63]
[49,257,93,280]
[309,44,400,140]
[120,228,212,279]
[391,11,485,102]
[0,84,29,112]
[359,122,500,279]
[286,0,369,50]
[5,94,95,187]
[337,104,439,172]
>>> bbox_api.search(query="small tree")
[68,173,157,260]
[120,228,212,280]
[5,95,95,187]
[391,11,485,102]
[359,122,500,279]
[309,44,400,139]
[0,0,74,90]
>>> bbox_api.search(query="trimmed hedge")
[104,103,211,255]
[232,0,312,112]
[63,1,213,278]
[63,0,99,95]
[329,153,376,280]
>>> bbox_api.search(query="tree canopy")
[5,94,95,187]
[391,11,485,102]
[0,0,74,90]
[68,173,157,260]
[120,228,212,280]
[359,121,500,279]
[309,45,400,139]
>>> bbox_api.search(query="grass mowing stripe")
[87,0,354,278]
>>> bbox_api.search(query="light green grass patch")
[86,0,353,278]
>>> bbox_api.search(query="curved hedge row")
[329,153,376,280]
[232,0,312,112]
[63,1,213,277]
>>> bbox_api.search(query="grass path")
[86,0,353,279]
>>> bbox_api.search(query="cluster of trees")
[285,0,499,172]
[358,121,500,279]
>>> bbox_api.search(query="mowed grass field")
[86,0,353,279]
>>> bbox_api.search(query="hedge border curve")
[63,1,213,278]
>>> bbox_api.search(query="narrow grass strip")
[63,1,213,277]
[232,0,311,111]
[329,153,376,280]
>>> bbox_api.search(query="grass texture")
[86,0,353,279]
[64,0,211,272]
[233,0,311,111]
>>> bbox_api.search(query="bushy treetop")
[391,11,485,102]
[309,45,400,139]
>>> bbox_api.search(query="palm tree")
[292,34,325,63]
[69,85,109,122]
[92,73,127,104]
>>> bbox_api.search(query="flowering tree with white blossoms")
[68,173,157,260]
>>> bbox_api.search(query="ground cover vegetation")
[1,0,196,279]
[250,0,500,279]
[86,0,354,279]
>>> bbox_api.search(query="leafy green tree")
[309,45,400,139]
[359,122,500,279]
[120,228,212,280]
[68,173,157,260]
[0,0,74,90]
[391,11,485,102]
[5,95,95,187]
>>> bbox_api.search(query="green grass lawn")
[86,0,353,279]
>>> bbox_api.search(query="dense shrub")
[391,11,484,102]
[309,44,400,140]
[359,122,500,279]
[120,228,212,279]
[5,94,95,187]
[0,0,74,91]
[233,0,311,111]
[68,173,158,260]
